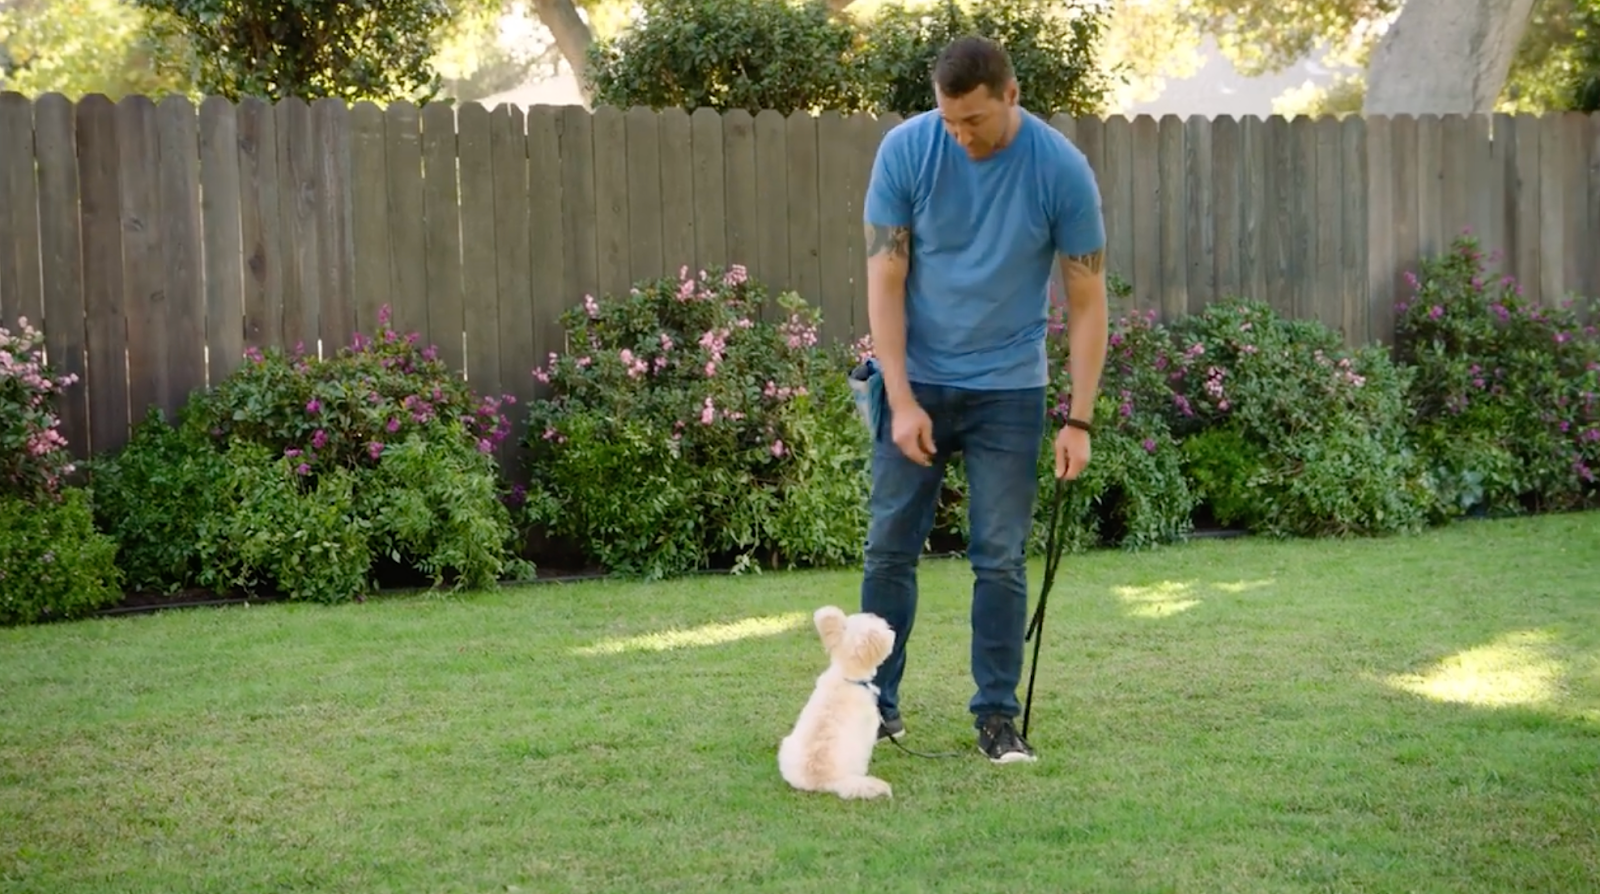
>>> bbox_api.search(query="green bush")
[1166,298,1429,538]
[853,0,1114,117]
[90,306,527,602]
[88,411,228,594]
[522,265,870,578]
[0,488,123,626]
[0,313,121,625]
[1394,233,1600,518]
[585,0,863,115]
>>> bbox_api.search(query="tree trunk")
[531,0,596,103]
[1363,0,1539,114]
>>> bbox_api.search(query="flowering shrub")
[1041,287,1196,552]
[91,306,528,602]
[198,305,514,472]
[0,316,118,626]
[1395,233,1600,517]
[522,265,870,578]
[0,316,79,499]
[1167,298,1429,537]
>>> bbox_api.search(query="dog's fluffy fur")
[778,605,897,799]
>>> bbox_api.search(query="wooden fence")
[1,92,1598,463]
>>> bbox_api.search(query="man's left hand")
[1054,425,1091,480]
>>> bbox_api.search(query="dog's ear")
[858,624,895,667]
[813,605,846,654]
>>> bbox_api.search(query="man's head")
[931,35,1019,160]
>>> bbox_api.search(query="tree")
[531,0,597,100]
[131,0,453,102]
[1108,0,1596,117]
[1364,0,1539,114]
[586,0,1115,117]
[584,0,863,114]
[852,0,1115,116]
[1502,0,1600,112]
[0,0,193,99]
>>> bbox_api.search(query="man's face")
[934,81,1017,160]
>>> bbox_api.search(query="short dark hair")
[931,35,1015,99]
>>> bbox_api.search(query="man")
[859,35,1108,764]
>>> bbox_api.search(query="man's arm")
[861,129,918,414]
[1059,247,1108,426]
[865,222,915,412]
[1049,140,1110,428]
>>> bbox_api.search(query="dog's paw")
[833,775,893,800]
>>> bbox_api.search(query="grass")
[3,512,1599,894]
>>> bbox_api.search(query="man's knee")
[964,467,1037,572]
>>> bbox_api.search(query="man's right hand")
[891,401,937,466]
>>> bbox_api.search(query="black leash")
[880,474,1070,760]
[1022,474,1069,740]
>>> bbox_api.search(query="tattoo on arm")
[865,224,911,261]
[1064,248,1106,275]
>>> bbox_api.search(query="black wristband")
[1064,418,1093,434]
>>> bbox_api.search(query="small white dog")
[778,605,897,799]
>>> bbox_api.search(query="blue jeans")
[859,380,1046,726]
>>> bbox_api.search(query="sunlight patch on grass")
[1112,580,1202,618]
[570,611,810,656]
[1384,629,1566,708]
[1212,578,1275,594]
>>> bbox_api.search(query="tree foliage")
[585,0,1115,116]
[1180,0,1398,76]
[584,0,861,115]
[1504,0,1600,112]
[854,0,1114,116]
[0,0,192,99]
[130,0,452,102]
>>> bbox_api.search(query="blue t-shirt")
[863,109,1105,391]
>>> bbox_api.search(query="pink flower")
[368,441,384,460]
[771,439,786,457]
[306,398,321,414]
[700,397,716,425]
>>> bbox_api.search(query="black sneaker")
[877,715,905,742]
[977,714,1036,763]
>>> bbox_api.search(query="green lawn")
[3,512,1599,894]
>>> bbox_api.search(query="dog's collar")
[846,677,878,694]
